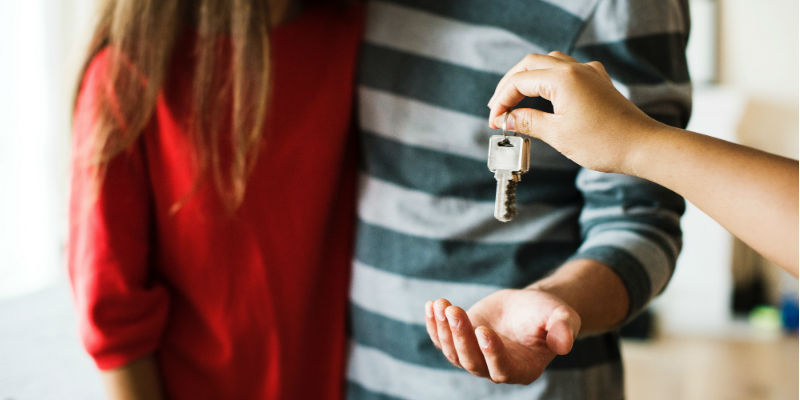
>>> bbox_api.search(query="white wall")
[719,0,799,159]
[0,0,95,300]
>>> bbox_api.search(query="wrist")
[525,259,629,334]
[524,281,577,318]
[620,119,672,178]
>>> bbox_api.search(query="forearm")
[528,258,629,336]
[628,125,799,276]
[101,354,164,400]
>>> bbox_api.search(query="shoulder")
[76,47,112,108]
[73,46,151,159]
[78,46,149,99]
[73,48,113,146]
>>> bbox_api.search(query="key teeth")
[503,179,518,221]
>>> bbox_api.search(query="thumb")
[493,108,551,139]
[544,305,581,355]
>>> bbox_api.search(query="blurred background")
[0,0,797,399]
[625,1,799,399]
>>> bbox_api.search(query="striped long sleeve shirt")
[348,1,691,399]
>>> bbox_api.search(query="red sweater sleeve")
[68,49,169,370]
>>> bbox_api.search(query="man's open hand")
[424,288,581,384]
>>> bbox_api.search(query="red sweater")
[68,7,362,399]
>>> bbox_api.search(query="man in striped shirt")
[348,1,691,399]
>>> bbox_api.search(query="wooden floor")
[622,335,798,400]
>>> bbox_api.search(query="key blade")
[494,170,514,222]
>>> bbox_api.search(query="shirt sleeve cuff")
[570,230,676,321]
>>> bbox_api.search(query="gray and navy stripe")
[349,0,690,398]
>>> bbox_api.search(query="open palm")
[425,288,581,384]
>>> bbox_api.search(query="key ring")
[497,111,514,147]
[502,111,518,138]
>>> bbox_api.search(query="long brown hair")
[76,0,272,210]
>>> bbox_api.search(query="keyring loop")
[502,112,509,138]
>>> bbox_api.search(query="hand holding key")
[486,51,800,277]
[486,51,663,176]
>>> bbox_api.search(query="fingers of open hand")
[424,300,440,349]
[444,306,488,377]
[545,306,581,355]
[433,299,460,367]
[474,326,517,384]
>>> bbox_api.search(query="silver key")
[487,134,530,222]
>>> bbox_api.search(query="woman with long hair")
[68,0,362,398]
